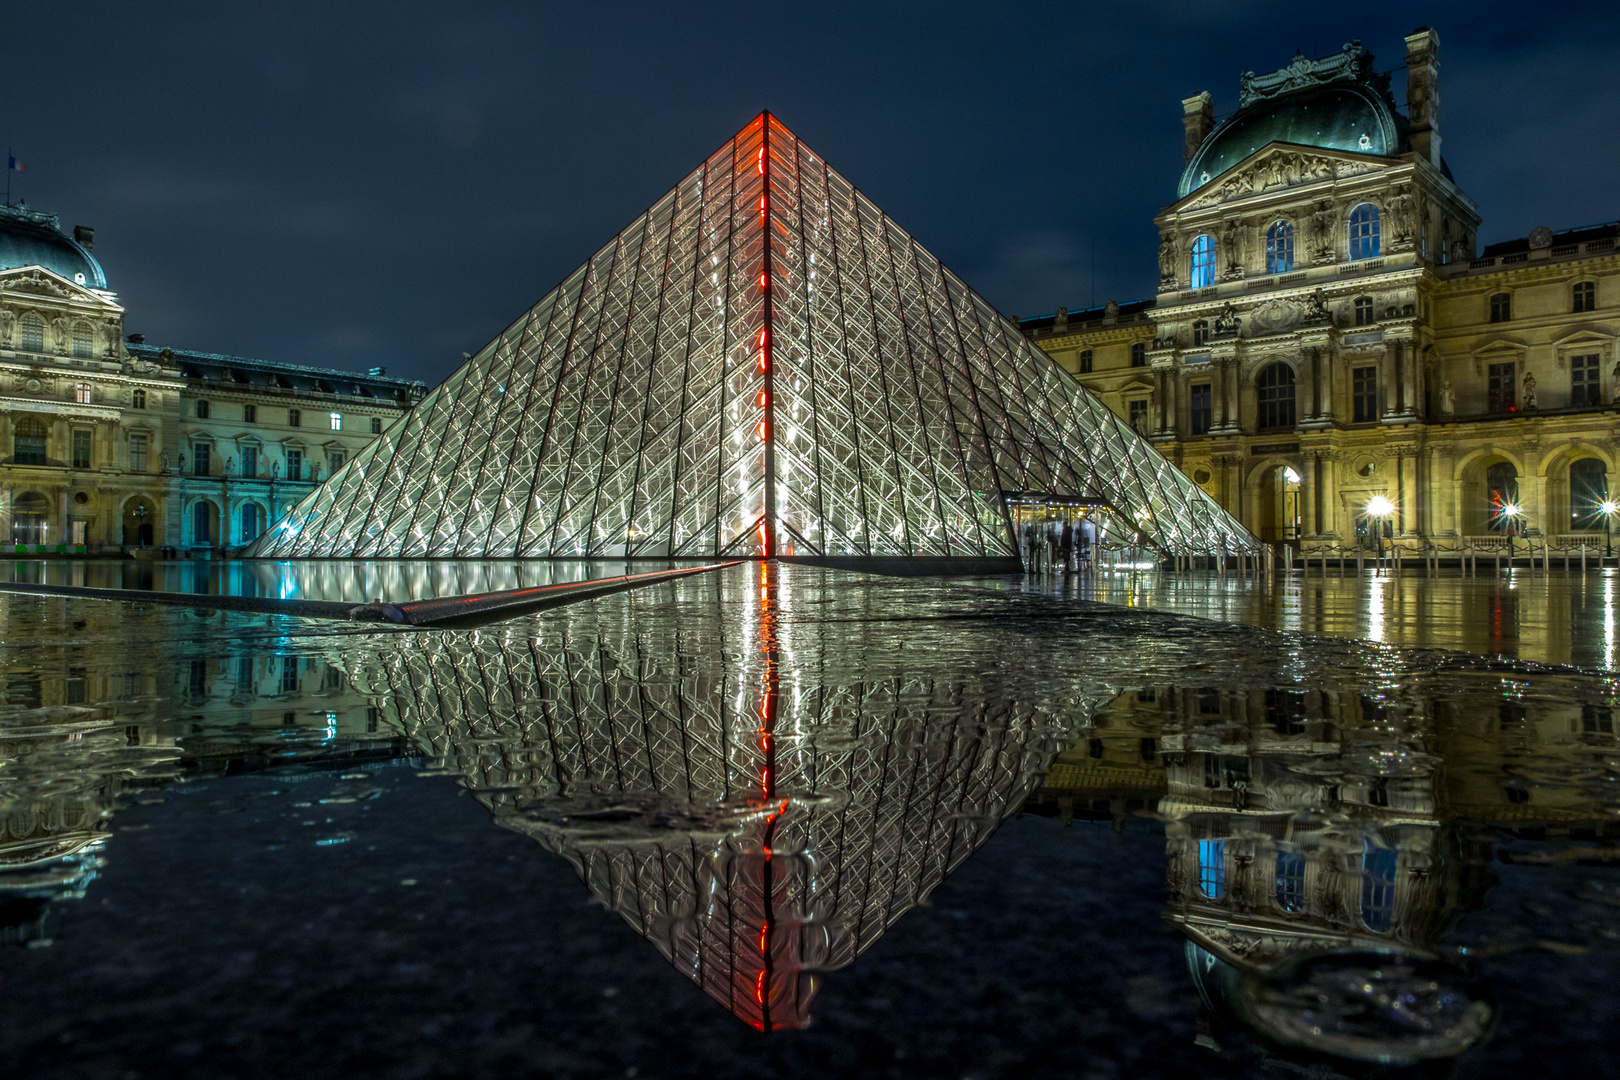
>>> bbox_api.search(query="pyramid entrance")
[248,114,1257,567]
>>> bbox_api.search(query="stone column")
[1155,370,1169,432]
[1401,341,1417,415]
[1166,371,1180,436]
[1213,361,1227,428]
[1301,451,1318,535]
[1382,339,1399,416]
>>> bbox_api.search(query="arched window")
[71,322,94,358]
[1489,292,1512,323]
[1189,234,1216,288]
[1191,320,1210,347]
[11,491,49,545]
[241,503,263,542]
[1573,281,1596,313]
[1486,461,1520,532]
[1256,362,1297,430]
[1353,296,1374,326]
[1348,203,1381,261]
[1360,838,1398,932]
[12,416,48,465]
[18,313,45,352]
[1266,221,1294,274]
[1570,459,1609,530]
[1275,851,1307,913]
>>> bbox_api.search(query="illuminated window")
[18,313,44,351]
[1360,838,1398,931]
[1275,851,1307,912]
[1573,281,1596,313]
[72,322,94,358]
[1266,221,1294,274]
[75,384,91,404]
[1256,362,1297,430]
[1130,342,1147,367]
[1353,296,1374,326]
[1571,353,1601,406]
[329,412,342,431]
[1197,839,1226,899]
[1348,203,1381,260]
[1189,234,1216,288]
[1489,292,1511,323]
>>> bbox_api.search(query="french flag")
[8,155,26,173]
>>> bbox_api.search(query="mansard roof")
[126,342,421,400]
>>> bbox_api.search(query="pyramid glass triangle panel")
[248,114,1256,562]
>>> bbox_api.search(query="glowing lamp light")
[1502,503,1521,518]
[1366,495,1394,517]
[1602,501,1618,516]
[1283,467,1301,484]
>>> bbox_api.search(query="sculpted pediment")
[1178,144,1390,212]
[0,266,122,311]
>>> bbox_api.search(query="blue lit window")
[1197,839,1226,899]
[1266,221,1294,274]
[1348,204,1381,261]
[1189,234,1216,288]
[1275,851,1307,912]
[1360,838,1398,931]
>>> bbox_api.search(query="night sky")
[4,2,1615,385]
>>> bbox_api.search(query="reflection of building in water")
[349,567,1104,1029]
[0,600,395,945]
[1021,688,1166,827]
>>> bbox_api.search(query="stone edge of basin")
[0,562,740,628]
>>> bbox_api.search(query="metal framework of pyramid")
[249,113,1256,562]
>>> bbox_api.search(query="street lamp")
[1366,495,1394,572]
[1502,502,1523,566]
[1602,500,1618,560]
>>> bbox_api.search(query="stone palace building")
[0,202,423,554]
[1021,29,1619,555]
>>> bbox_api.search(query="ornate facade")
[0,202,424,553]
[1024,30,1620,554]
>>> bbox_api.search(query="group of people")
[1019,517,1091,574]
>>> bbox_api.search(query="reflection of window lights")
[1360,838,1398,931]
[1275,851,1307,912]
[1197,838,1226,899]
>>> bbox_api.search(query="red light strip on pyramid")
[757,117,777,558]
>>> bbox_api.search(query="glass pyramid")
[248,114,1255,562]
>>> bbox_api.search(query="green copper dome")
[1178,82,1400,200]
[0,203,108,289]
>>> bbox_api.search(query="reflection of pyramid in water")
[251,113,1253,560]
[351,571,1101,1029]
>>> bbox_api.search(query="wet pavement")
[3,562,1619,1078]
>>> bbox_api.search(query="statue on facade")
[160,452,169,472]
[1302,288,1331,324]
[1522,370,1538,410]
[1213,301,1242,336]
[1387,191,1415,242]
[1104,299,1119,319]
[1310,202,1335,260]
[0,310,13,345]
[50,316,70,354]
[1438,379,1456,416]
[1222,219,1244,274]
[1157,235,1178,285]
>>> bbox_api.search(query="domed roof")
[0,203,108,289]
[1178,81,1400,200]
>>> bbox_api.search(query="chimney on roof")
[73,225,94,251]
[1181,92,1215,162]
[1404,27,1441,168]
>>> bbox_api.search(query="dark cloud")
[4,1,1614,383]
